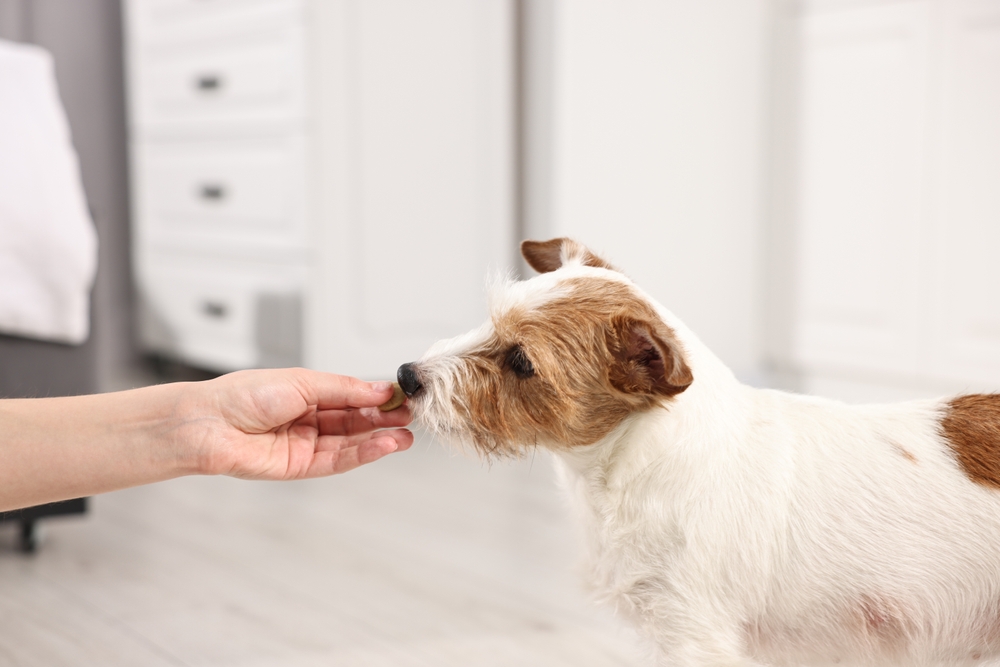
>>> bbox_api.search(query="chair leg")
[19,520,37,554]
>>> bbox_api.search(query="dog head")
[399,238,693,457]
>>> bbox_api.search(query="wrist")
[126,381,212,478]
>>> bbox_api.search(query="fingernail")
[371,381,393,392]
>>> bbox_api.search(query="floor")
[0,431,646,667]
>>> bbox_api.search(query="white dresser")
[124,0,514,378]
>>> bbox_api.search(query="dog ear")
[521,238,617,274]
[607,319,693,398]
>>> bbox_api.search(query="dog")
[397,237,1000,667]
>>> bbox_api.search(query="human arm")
[0,368,413,512]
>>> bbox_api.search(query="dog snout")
[397,362,424,397]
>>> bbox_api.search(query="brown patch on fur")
[941,394,1000,488]
[521,238,617,274]
[438,277,692,456]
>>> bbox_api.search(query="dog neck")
[556,400,684,485]
[556,348,746,493]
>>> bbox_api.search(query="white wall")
[523,0,772,382]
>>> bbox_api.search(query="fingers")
[315,405,412,436]
[289,369,397,411]
[315,427,414,455]
[356,432,412,465]
[307,428,414,477]
[208,368,414,480]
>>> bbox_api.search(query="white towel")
[0,39,98,345]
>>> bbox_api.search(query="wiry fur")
[406,238,1000,667]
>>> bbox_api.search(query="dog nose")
[397,363,424,397]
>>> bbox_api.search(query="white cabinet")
[782,0,1000,396]
[125,0,514,378]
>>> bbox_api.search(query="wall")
[0,0,773,389]
[0,0,135,394]
[523,0,772,383]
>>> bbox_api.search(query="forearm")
[0,383,202,511]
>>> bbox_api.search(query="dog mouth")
[394,362,451,436]
[395,359,541,459]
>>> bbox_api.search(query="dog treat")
[378,382,406,412]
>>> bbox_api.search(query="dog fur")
[404,237,1000,667]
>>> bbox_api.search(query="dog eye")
[505,345,535,379]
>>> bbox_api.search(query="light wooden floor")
[0,432,645,666]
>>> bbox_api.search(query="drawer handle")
[201,301,228,319]
[195,74,223,91]
[199,184,227,201]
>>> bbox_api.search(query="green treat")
[378,382,406,412]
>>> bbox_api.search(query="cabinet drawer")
[133,30,306,130]
[139,0,299,32]
[135,137,306,250]
[137,258,304,371]
[128,0,304,53]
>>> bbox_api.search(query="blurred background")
[1,0,998,665]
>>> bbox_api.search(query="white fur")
[413,262,1000,667]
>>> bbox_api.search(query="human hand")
[176,368,413,480]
